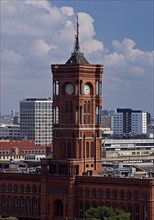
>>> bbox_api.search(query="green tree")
[84,206,131,220]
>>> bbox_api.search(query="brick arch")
[54,199,63,217]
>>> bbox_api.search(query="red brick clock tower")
[42,18,103,176]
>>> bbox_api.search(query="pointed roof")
[66,15,89,65]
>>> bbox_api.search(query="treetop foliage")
[84,206,131,220]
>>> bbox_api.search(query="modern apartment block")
[20,98,52,146]
[111,108,150,135]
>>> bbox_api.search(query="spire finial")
[74,14,80,53]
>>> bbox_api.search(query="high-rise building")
[111,108,150,135]
[20,98,52,146]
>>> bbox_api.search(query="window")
[134,203,140,220]
[14,184,18,193]
[86,142,89,158]
[91,200,97,208]
[105,189,110,199]
[1,183,6,192]
[20,185,24,193]
[112,190,117,199]
[91,188,96,197]
[120,190,125,199]
[85,188,90,197]
[127,191,132,199]
[85,200,90,210]
[143,191,148,201]
[26,197,31,214]
[26,184,31,193]
[134,191,140,200]
[32,185,37,193]
[79,200,83,209]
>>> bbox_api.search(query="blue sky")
[1,0,154,115]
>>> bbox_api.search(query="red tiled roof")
[0,140,46,152]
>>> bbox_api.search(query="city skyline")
[1,0,154,115]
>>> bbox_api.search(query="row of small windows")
[60,141,95,159]
[53,103,102,125]
[1,195,41,215]
[78,188,149,201]
[0,184,41,194]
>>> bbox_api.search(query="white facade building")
[20,98,53,146]
[111,109,149,135]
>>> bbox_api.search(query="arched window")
[7,195,12,212]
[87,101,91,124]
[14,196,18,213]
[134,203,140,220]
[1,195,6,212]
[98,201,103,207]
[55,199,63,217]
[105,201,110,207]
[79,200,83,210]
[91,200,97,208]
[85,200,90,210]
[112,202,117,210]
[20,196,24,213]
[96,81,99,95]
[144,205,148,220]
[84,102,87,124]
[119,203,125,211]
[79,106,82,124]
[32,197,38,214]
[26,197,31,214]
[96,106,100,124]
[126,203,132,218]
[90,142,94,157]
[86,142,89,158]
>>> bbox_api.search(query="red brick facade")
[0,173,154,219]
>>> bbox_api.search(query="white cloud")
[2,49,24,65]
[61,7,74,16]
[1,0,153,114]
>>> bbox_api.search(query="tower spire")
[74,15,80,53]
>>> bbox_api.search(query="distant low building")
[0,123,20,140]
[0,140,47,163]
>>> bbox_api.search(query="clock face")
[65,83,74,95]
[84,84,90,95]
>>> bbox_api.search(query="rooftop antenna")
[74,14,80,53]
